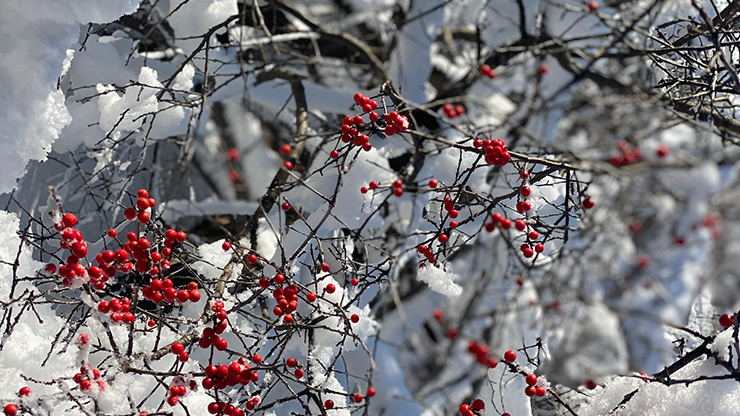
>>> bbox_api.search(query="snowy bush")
[2,1,740,416]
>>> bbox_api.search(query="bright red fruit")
[720,314,734,329]
[504,350,516,362]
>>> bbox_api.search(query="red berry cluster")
[202,358,259,391]
[270,281,300,323]
[479,64,497,78]
[96,296,135,324]
[523,373,547,397]
[383,111,409,136]
[73,364,105,392]
[472,138,510,166]
[609,141,642,166]
[359,178,405,197]
[52,213,92,288]
[417,244,437,264]
[442,103,465,118]
[142,279,201,304]
[198,301,229,350]
[467,340,499,368]
[459,399,485,416]
[170,342,189,362]
[123,189,156,224]
[286,356,305,379]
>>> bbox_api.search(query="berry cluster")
[52,213,91,288]
[198,301,229,350]
[459,398,485,416]
[479,64,498,78]
[417,244,437,264]
[472,138,511,166]
[467,340,499,368]
[339,93,410,153]
[202,359,259,391]
[285,356,305,379]
[73,363,106,393]
[270,279,300,323]
[359,178,405,197]
[166,377,197,406]
[523,373,547,397]
[170,342,189,362]
[123,188,155,224]
[442,103,465,118]
[96,296,135,324]
[142,279,201,304]
[609,141,642,167]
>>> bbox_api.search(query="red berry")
[515,219,526,231]
[325,284,336,294]
[324,400,334,410]
[283,161,293,170]
[350,313,360,323]
[539,64,549,74]
[525,386,537,397]
[520,185,531,197]
[367,387,376,397]
[433,309,444,321]
[353,393,364,403]
[286,357,297,368]
[330,150,339,159]
[583,198,595,209]
[294,368,304,378]
[280,144,292,155]
[720,314,734,329]
[124,207,137,220]
[656,143,669,158]
[247,254,258,264]
[137,211,150,223]
[393,187,404,197]
[222,241,232,251]
[107,229,117,238]
[62,213,78,228]
[471,399,485,411]
[535,386,546,396]
[170,342,185,355]
[504,350,516,362]
[526,373,538,386]
[321,262,330,273]
[4,404,18,416]
[588,0,598,13]
[360,186,368,194]
[306,292,317,302]
[586,379,598,389]
[428,179,438,188]
[167,396,179,406]
[19,386,31,396]
[438,234,448,244]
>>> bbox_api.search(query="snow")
[0,0,137,194]
[417,264,463,297]
[191,239,233,280]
